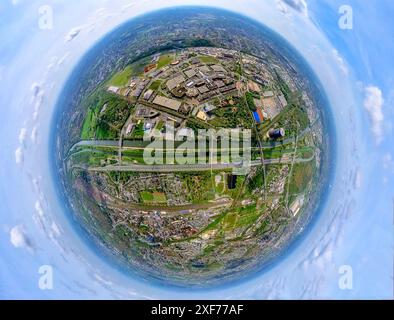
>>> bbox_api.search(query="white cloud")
[383,153,394,171]
[18,128,27,144]
[363,86,385,144]
[10,225,33,251]
[93,273,114,287]
[35,200,45,217]
[277,0,308,17]
[332,49,349,76]
[15,147,24,164]
[31,125,38,144]
[46,56,57,73]
[30,82,45,121]
[58,52,70,67]
[354,169,362,189]
[65,27,82,42]
[51,222,62,237]
[276,1,290,16]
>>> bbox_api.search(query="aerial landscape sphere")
[52,7,333,287]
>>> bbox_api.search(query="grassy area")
[95,124,118,140]
[225,175,246,199]
[108,58,151,86]
[198,55,219,64]
[149,80,162,91]
[275,71,292,102]
[235,63,243,76]
[108,66,133,87]
[261,146,314,160]
[202,211,228,234]
[107,171,136,184]
[300,148,314,159]
[131,122,144,139]
[70,150,117,167]
[100,100,132,128]
[236,204,260,228]
[140,191,167,204]
[81,109,96,140]
[179,172,216,204]
[248,167,264,193]
[209,98,254,129]
[186,119,212,132]
[157,54,173,69]
[156,120,165,131]
[121,149,145,164]
[289,162,314,194]
[245,92,257,111]
[261,103,310,138]
[80,90,132,140]
[216,205,262,233]
[215,182,225,194]
[201,204,261,240]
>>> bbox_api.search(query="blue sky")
[0,0,393,299]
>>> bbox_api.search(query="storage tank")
[268,128,285,139]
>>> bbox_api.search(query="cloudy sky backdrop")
[0,0,393,299]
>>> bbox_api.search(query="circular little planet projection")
[52,7,333,287]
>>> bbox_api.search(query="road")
[67,126,311,155]
[74,155,314,173]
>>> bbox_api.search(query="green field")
[108,66,133,87]
[236,204,260,227]
[261,146,314,160]
[199,204,261,242]
[156,120,165,131]
[70,150,117,167]
[157,54,174,69]
[261,104,310,138]
[140,191,167,204]
[121,149,145,164]
[131,122,144,139]
[179,172,216,204]
[95,124,118,140]
[222,204,260,230]
[107,171,137,184]
[289,162,315,194]
[198,55,219,64]
[80,90,132,140]
[149,80,162,91]
[81,109,97,140]
[245,92,257,111]
[276,71,292,102]
[209,98,254,129]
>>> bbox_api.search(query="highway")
[67,126,311,155]
[75,155,313,173]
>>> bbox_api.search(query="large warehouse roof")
[153,96,182,111]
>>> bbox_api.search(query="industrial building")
[166,75,186,91]
[153,96,182,111]
[108,86,119,94]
